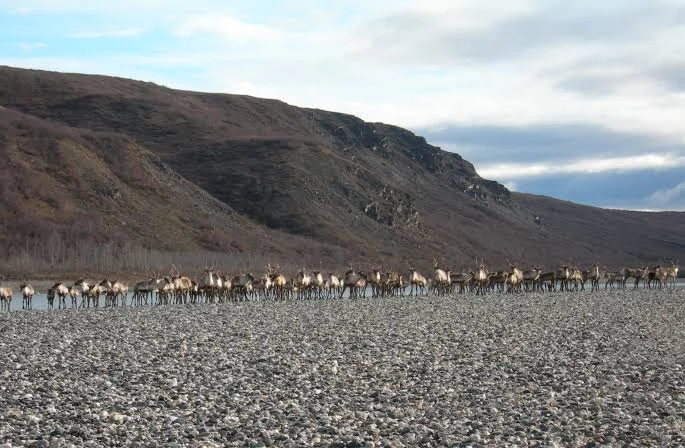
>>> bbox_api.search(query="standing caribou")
[51,282,70,309]
[666,259,679,288]
[340,268,362,299]
[473,260,489,295]
[586,264,601,292]
[432,259,450,295]
[20,281,35,310]
[408,267,427,296]
[0,285,12,311]
[0,255,678,314]
[270,267,288,301]
[368,267,382,298]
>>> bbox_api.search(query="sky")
[1,0,684,210]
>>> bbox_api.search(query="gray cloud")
[419,123,680,165]
[418,122,685,209]
[650,61,685,92]
[556,60,685,96]
[352,1,683,64]
[506,169,685,211]
[556,75,619,97]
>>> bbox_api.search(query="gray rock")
[0,291,683,445]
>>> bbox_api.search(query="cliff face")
[0,65,683,270]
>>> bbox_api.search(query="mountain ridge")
[0,65,683,272]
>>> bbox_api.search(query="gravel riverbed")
[1,290,684,447]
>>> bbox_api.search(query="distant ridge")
[0,65,683,271]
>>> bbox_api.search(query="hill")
[0,65,683,274]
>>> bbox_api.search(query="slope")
[0,65,683,270]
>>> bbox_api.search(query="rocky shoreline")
[1,290,683,447]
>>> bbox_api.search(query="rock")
[0,291,682,446]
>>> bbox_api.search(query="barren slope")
[0,65,683,270]
[0,106,338,265]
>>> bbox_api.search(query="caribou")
[68,285,80,308]
[170,265,193,304]
[604,271,626,290]
[270,266,288,300]
[665,259,679,288]
[20,281,35,310]
[408,267,427,296]
[521,267,541,292]
[582,264,602,292]
[311,271,325,299]
[538,271,557,292]
[623,266,648,290]
[368,267,382,298]
[2,255,679,314]
[295,269,312,300]
[340,268,363,299]
[51,282,70,309]
[451,272,473,294]
[432,259,450,296]
[505,261,524,293]
[327,273,342,299]
[0,285,12,311]
[132,274,159,306]
[199,265,218,303]
[382,271,404,297]
[473,260,489,295]
[647,265,665,289]
[232,272,255,301]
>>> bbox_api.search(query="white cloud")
[175,15,279,43]
[2,0,684,211]
[1,0,193,14]
[649,181,685,206]
[19,42,47,51]
[478,153,685,180]
[69,28,146,39]
[502,181,518,191]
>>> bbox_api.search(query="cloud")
[174,15,279,43]
[502,181,518,192]
[422,123,681,165]
[503,168,685,211]
[347,0,681,65]
[0,0,194,14]
[1,0,684,210]
[19,42,47,51]
[477,153,685,180]
[649,181,685,207]
[69,28,146,39]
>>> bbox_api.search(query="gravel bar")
[1,290,684,447]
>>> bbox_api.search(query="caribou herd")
[0,259,680,311]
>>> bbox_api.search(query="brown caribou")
[51,282,70,309]
[368,266,382,298]
[0,285,13,311]
[473,259,489,295]
[622,266,647,290]
[432,259,450,295]
[20,281,35,310]
[665,259,679,288]
[408,267,427,296]
[170,265,193,304]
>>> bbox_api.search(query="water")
[2,280,683,312]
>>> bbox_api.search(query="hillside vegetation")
[0,65,683,275]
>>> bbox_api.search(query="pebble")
[0,290,682,445]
